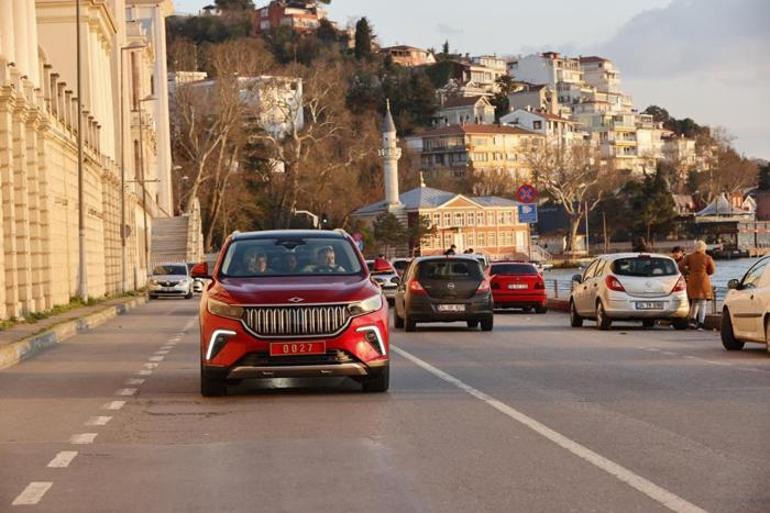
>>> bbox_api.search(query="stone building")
[0,1,185,321]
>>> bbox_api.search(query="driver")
[243,248,270,274]
[304,246,346,273]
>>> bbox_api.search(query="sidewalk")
[0,295,147,370]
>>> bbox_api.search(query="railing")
[543,278,728,314]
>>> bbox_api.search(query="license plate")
[438,304,466,312]
[162,287,176,291]
[636,302,664,310]
[508,283,528,290]
[269,342,326,356]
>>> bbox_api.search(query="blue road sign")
[517,203,538,224]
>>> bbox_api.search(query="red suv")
[191,230,390,396]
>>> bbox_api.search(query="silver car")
[366,260,399,302]
[148,263,194,300]
[569,253,690,330]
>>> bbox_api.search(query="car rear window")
[417,259,483,281]
[392,260,409,271]
[491,263,537,275]
[611,257,678,277]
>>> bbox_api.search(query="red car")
[191,230,390,396]
[490,261,548,313]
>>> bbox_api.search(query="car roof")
[596,252,674,261]
[230,229,349,241]
[413,255,483,264]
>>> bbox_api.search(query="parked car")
[569,253,690,330]
[192,230,390,396]
[721,255,770,352]
[148,263,194,300]
[391,258,412,277]
[393,256,494,332]
[366,259,399,303]
[490,261,547,313]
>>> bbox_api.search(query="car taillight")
[534,279,545,290]
[477,279,490,293]
[671,276,686,293]
[409,280,426,294]
[605,275,626,292]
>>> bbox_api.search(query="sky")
[173,0,770,159]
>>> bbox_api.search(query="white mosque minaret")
[378,99,403,210]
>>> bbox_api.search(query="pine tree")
[354,17,373,60]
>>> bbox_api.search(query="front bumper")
[604,293,689,320]
[148,282,190,295]
[200,305,390,379]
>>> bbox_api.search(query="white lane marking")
[12,482,53,505]
[102,401,126,411]
[393,346,711,513]
[136,369,153,376]
[683,356,698,360]
[125,378,145,386]
[47,451,78,468]
[69,433,98,445]
[169,337,181,342]
[85,416,112,426]
[154,350,169,355]
[143,362,159,369]
[115,388,137,396]
[148,355,164,362]
[183,318,196,331]
[662,351,678,356]
[160,345,174,350]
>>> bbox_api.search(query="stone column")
[26,0,40,88]
[152,5,173,215]
[1,93,20,318]
[13,95,33,314]
[25,108,43,310]
[0,1,15,65]
[12,0,29,81]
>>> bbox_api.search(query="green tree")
[214,0,254,9]
[627,169,678,243]
[642,105,670,124]
[373,212,407,254]
[490,75,516,120]
[354,17,373,60]
[441,40,449,57]
[408,214,436,256]
[758,162,770,191]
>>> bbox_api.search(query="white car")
[721,255,770,353]
[569,253,690,330]
[148,263,194,300]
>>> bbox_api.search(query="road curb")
[0,296,148,371]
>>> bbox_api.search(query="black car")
[393,256,494,332]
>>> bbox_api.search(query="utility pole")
[584,200,590,256]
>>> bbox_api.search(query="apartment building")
[253,0,327,33]
[435,96,495,126]
[381,46,436,67]
[499,109,583,146]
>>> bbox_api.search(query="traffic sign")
[516,184,539,204]
[352,232,364,242]
[517,204,538,224]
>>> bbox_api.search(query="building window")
[478,232,486,246]
[443,212,451,226]
[465,212,474,226]
[476,212,484,225]
[454,212,463,226]
[487,212,495,225]
[533,120,542,130]
[505,211,513,225]
[489,233,496,246]
[498,212,505,224]
[432,213,440,226]
[468,233,475,246]
[444,233,453,247]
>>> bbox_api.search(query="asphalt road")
[1,299,768,513]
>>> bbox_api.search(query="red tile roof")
[440,96,487,109]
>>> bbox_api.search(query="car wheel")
[185,291,193,300]
[596,302,612,331]
[522,306,533,313]
[535,304,548,314]
[467,320,479,329]
[481,316,494,332]
[720,308,744,351]
[672,318,690,330]
[642,319,655,328]
[200,368,226,397]
[765,317,770,354]
[405,313,416,332]
[362,366,389,393]
[394,309,404,329]
[570,301,583,328]
[148,294,157,300]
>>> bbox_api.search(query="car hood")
[151,275,188,281]
[211,275,379,305]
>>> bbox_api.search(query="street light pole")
[76,0,87,301]
[134,96,157,278]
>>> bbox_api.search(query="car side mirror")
[572,274,583,284]
[190,262,210,279]
[727,279,740,290]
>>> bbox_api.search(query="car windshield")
[152,265,187,276]
[392,260,409,271]
[491,263,537,275]
[611,257,678,277]
[418,259,483,281]
[220,237,363,277]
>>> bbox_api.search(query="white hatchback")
[721,255,770,353]
[569,253,690,330]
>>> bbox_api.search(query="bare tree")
[528,142,615,254]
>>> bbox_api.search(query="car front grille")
[242,304,351,338]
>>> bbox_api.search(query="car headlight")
[207,298,244,320]
[149,279,159,285]
[348,294,384,316]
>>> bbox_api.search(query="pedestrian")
[444,244,456,256]
[671,246,685,265]
[679,240,716,330]
[632,236,649,253]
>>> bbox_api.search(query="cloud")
[436,23,463,37]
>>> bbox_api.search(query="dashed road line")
[136,369,153,376]
[102,401,126,411]
[69,433,98,445]
[85,416,112,427]
[394,345,711,513]
[12,482,53,506]
[148,355,164,362]
[143,362,159,369]
[115,388,137,396]
[47,451,78,469]
[154,350,169,355]
[125,378,145,385]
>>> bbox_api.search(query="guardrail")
[543,278,727,313]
